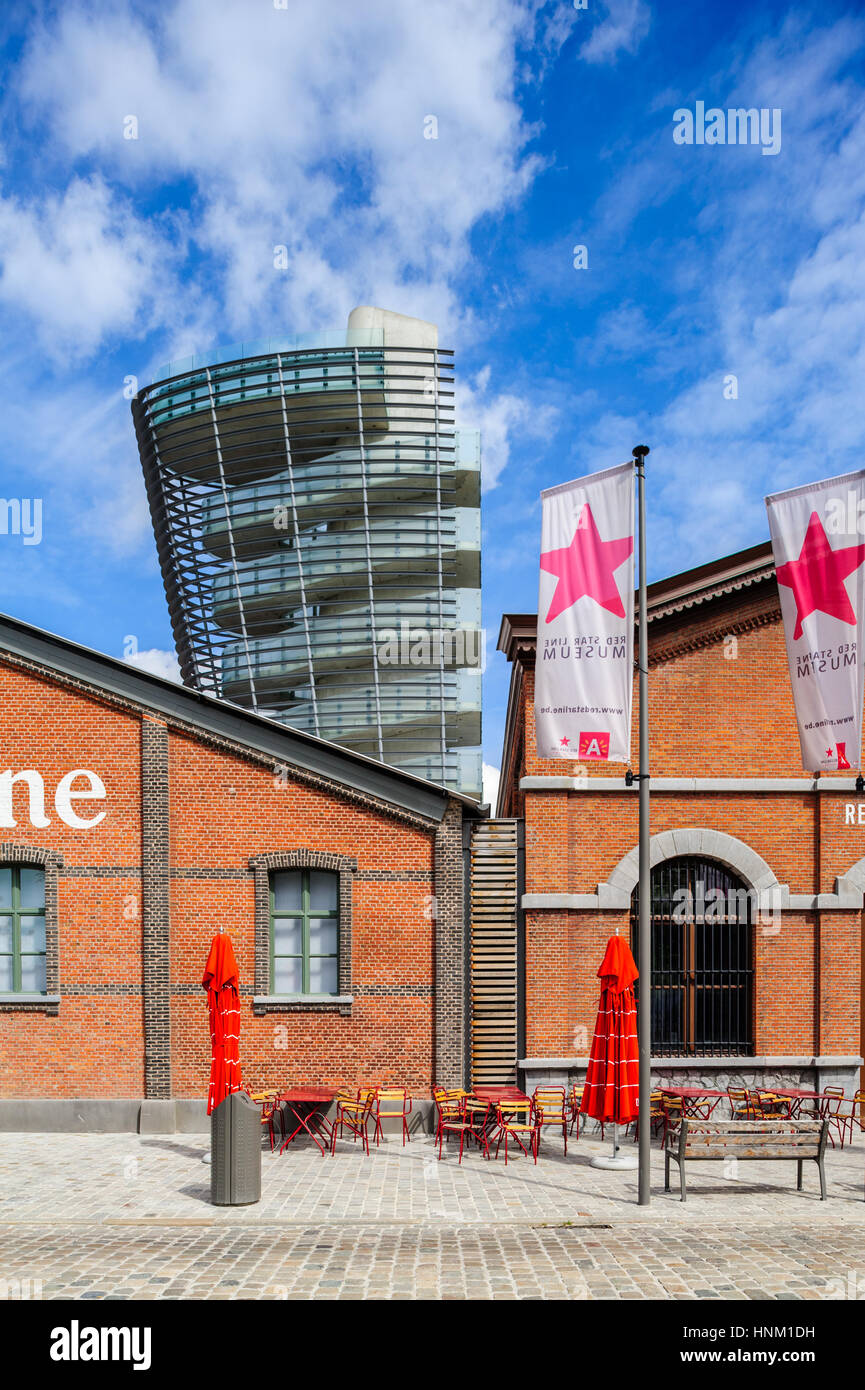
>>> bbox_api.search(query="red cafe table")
[769,1088,826,1120]
[473,1085,529,1103]
[277,1087,337,1155]
[659,1087,727,1119]
[472,1085,532,1152]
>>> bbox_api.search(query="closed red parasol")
[580,935,639,1141]
[202,933,242,1115]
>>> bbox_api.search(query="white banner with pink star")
[766,469,865,772]
[535,462,635,763]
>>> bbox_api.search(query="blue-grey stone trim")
[520,775,865,792]
[523,827,865,913]
[252,994,354,1015]
[520,1054,864,1100]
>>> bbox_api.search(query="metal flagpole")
[633,443,651,1206]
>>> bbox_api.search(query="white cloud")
[0,348,154,559]
[0,177,184,359]
[9,0,546,353]
[457,365,559,491]
[579,0,651,66]
[482,761,501,810]
[0,0,554,616]
[123,648,181,682]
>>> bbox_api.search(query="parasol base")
[590,1152,638,1170]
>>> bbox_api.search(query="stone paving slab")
[1,1221,862,1301]
[0,1130,861,1228]
[0,1131,862,1300]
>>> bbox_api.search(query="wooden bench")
[664,1118,829,1202]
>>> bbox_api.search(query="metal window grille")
[630,856,754,1056]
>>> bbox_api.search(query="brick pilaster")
[141,720,171,1098]
[434,798,466,1087]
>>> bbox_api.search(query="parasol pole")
[633,444,652,1206]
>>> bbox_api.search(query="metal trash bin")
[211,1092,261,1206]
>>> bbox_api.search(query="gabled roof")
[0,611,483,823]
[498,541,776,661]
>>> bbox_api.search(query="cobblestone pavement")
[0,1129,862,1299]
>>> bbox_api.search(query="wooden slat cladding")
[469,819,519,1085]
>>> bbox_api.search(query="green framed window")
[270,868,338,995]
[0,865,47,994]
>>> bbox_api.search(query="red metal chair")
[631,1090,666,1142]
[660,1093,684,1146]
[840,1089,865,1146]
[372,1087,412,1146]
[532,1086,568,1154]
[822,1087,847,1148]
[432,1087,461,1143]
[568,1083,584,1137]
[330,1088,375,1156]
[726,1086,760,1120]
[437,1095,472,1162]
[246,1089,283,1152]
[465,1097,493,1159]
[754,1089,791,1118]
[493,1100,539,1165]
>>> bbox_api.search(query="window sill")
[252,994,353,1017]
[0,993,60,1015]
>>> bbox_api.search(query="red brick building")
[4,536,864,1126]
[0,613,478,1131]
[498,542,865,1098]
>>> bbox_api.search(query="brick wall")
[0,656,465,1099]
[0,663,145,1096]
[507,606,864,1064]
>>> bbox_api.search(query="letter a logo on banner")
[535,462,635,762]
[766,468,865,772]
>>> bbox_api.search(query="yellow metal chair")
[568,1082,584,1137]
[433,1087,462,1144]
[632,1090,666,1142]
[822,1087,847,1148]
[372,1087,412,1146]
[246,1089,283,1151]
[727,1086,760,1120]
[330,1088,375,1156]
[842,1089,865,1145]
[494,1100,539,1165]
[755,1089,790,1117]
[533,1086,568,1154]
[660,1093,684,1145]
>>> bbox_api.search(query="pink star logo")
[540,502,633,623]
[560,737,570,747]
[775,512,865,641]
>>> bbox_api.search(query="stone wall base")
[0,1096,438,1135]
[520,1055,864,1098]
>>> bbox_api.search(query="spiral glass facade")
[132,308,482,798]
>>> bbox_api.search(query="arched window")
[630,856,754,1057]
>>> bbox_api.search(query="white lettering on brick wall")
[0,769,107,829]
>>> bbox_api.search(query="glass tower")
[132,306,482,798]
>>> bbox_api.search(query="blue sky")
[1,0,864,801]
